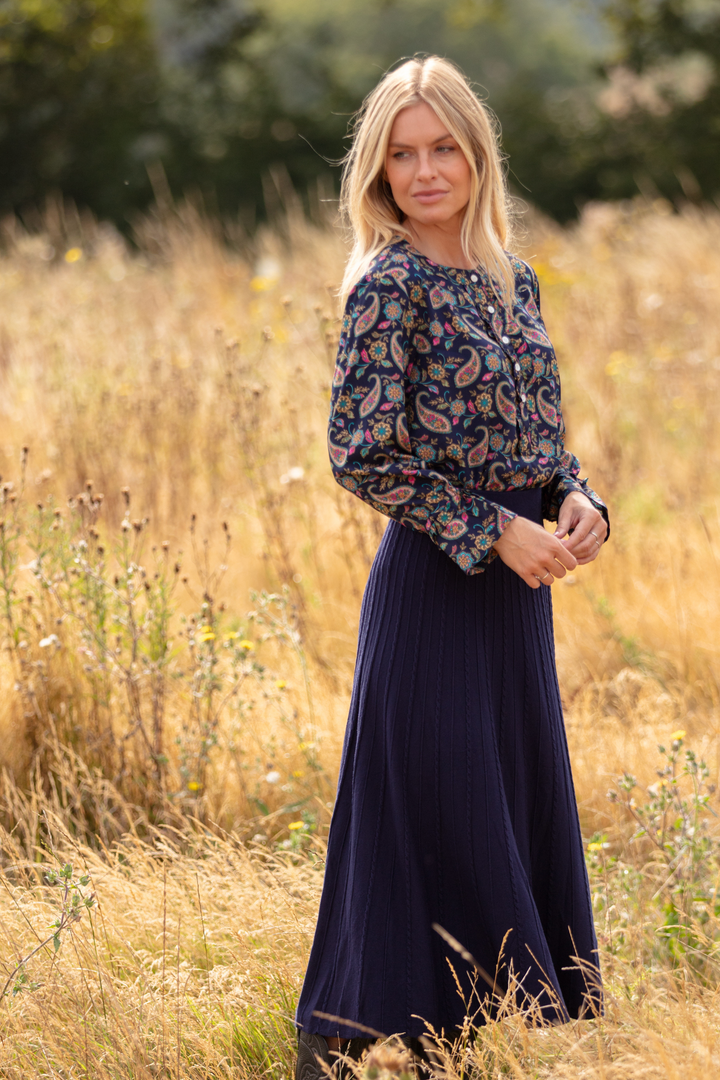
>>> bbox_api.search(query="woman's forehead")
[388,101,450,145]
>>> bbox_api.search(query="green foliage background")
[1,0,719,227]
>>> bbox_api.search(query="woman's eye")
[437,145,454,154]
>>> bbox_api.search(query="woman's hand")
[554,491,607,565]
[493,516,577,589]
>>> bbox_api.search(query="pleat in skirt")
[296,487,601,1039]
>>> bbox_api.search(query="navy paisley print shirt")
[328,239,608,574]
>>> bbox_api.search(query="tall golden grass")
[1,194,720,1076]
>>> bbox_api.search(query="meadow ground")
[1,195,720,1077]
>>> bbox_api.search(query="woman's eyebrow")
[388,133,454,148]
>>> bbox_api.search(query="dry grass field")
[1,193,720,1077]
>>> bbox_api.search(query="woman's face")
[384,101,472,234]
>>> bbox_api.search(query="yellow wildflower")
[288,821,304,831]
[587,842,603,853]
[276,679,286,690]
[670,729,686,741]
[239,639,254,650]
[605,350,629,377]
[187,781,200,792]
[64,248,82,263]
[291,770,304,779]
[197,627,215,642]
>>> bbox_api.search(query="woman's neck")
[404,219,473,270]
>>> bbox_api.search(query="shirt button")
[501,335,510,344]
[470,274,478,282]
[487,304,495,313]
[521,393,526,402]
[514,363,520,373]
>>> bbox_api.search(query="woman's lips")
[413,190,448,204]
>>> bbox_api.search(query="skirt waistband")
[481,486,543,524]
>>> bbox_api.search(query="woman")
[295,55,608,1077]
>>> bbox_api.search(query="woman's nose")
[415,152,437,181]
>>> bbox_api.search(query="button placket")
[458,265,552,462]
[499,327,527,410]
[477,286,518,362]
[468,276,525,403]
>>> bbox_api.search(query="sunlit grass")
[1,195,720,1075]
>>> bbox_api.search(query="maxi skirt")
[296,488,601,1039]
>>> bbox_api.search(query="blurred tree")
[148,0,356,225]
[3,0,717,229]
[149,0,616,221]
[591,0,720,204]
[0,0,162,222]
[1,0,617,226]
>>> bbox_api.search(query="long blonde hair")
[339,56,516,307]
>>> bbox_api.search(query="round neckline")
[398,237,482,276]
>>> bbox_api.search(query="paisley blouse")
[328,239,607,574]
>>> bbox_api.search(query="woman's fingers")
[553,543,579,574]
[554,494,581,541]
[574,530,605,563]
[565,525,600,562]
[556,495,607,564]
[533,545,577,586]
[568,517,607,563]
[493,516,577,588]
[565,514,605,548]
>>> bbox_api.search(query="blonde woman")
[295,55,608,1078]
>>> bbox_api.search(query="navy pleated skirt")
[296,488,601,1039]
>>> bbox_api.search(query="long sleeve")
[540,440,609,529]
[329,273,517,574]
